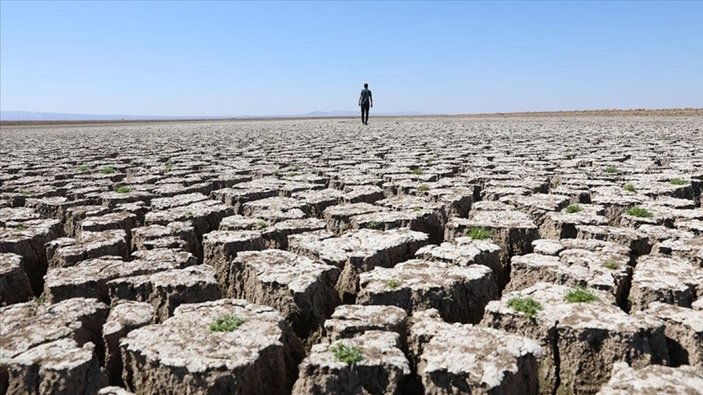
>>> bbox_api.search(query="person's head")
[364,82,368,89]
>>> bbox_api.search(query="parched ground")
[1,115,702,395]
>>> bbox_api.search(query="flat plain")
[1,114,702,395]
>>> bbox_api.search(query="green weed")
[565,287,599,303]
[209,314,245,332]
[508,296,543,319]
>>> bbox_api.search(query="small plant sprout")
[208,314,245,332]
[410,168,424,176]
[15,224,28,231]
[115,186,131,194]
[411,206,422,212]
[386,279,401,289]
[164,162,174,172]
[417,184,430,192]
[603,260,619,270]
[329,342,363,366]
[185,211,194,218]
[255,220,269,229]
[626,206,653,218]
[100,166,115,174]
[565,287,599,303]
[508,297,543,319]
[669,178,687,186]
[467,227,492,240]
[565,204,582,214]
[623,183,636,193]
[605,166,619,174]
[20,190,32,197]
[77,165,89,172]
[35,293,46,305]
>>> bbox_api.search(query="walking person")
[358,82,373,125]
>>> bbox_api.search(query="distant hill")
[0,110,425,121]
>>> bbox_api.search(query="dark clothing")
[361,102,370,124]
[360,88,372,105]
[360,88,372,124]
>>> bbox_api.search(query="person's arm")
[358,94,362,106]
[370,91,373,108]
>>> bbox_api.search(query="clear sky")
[1,1,702,116]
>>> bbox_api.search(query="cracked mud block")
[0,219,62,294]
[589,190,645,220]
[240,196,310,221]
[0,297,109,391]
[558,237,632,256]
[130,221,200,258]
[120,299,304,395]
[103,301,155,386]
[576,224,651,255]
[150,192,209,210]
[0,253,33,305]
[28,196,93,222]
[596,362,703,395]
[507,246,630,306]
[228,250,340,339]
[292,331,410,395]
[540,204,609,239]
[357,259,498,324]
[44,255,193,304]
[48,229,130,268]
[424,185,477,218]
[620,204,702,229]
[655,234,703,265]
[3,339,106,395]
[101,191,152,209]
[211,186,279,213]
[289,228,429,303]
[323,202,387,234]
[152,181,213,198]
[64,205,111,237]
[80,211,139,238]
[130,248,198,268]
[107,265,221,322]
[446,209,539,279]
[415,238,504,288]
[376,195,447,217]
[350,209,445,245]
[0,207,40,225]
[407,309,452,368]
[643,302,703,368]
[218,216,326,249]
[417,323,541,395]
[500,193,571,226]
[291,189,345,217]
[323,304,408,343]
[202,230,266,287]
[630,256,703,310]
[261,218,327,249]
[144,200,233,238]
[342,185,385,204]
[481,282,669,395]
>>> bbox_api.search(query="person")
[358,82,373,125]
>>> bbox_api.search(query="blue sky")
[1,1,702,116]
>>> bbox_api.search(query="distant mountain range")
[0,110,424,121]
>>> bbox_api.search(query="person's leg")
[361,105,365,124]
[362,104,369,124]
